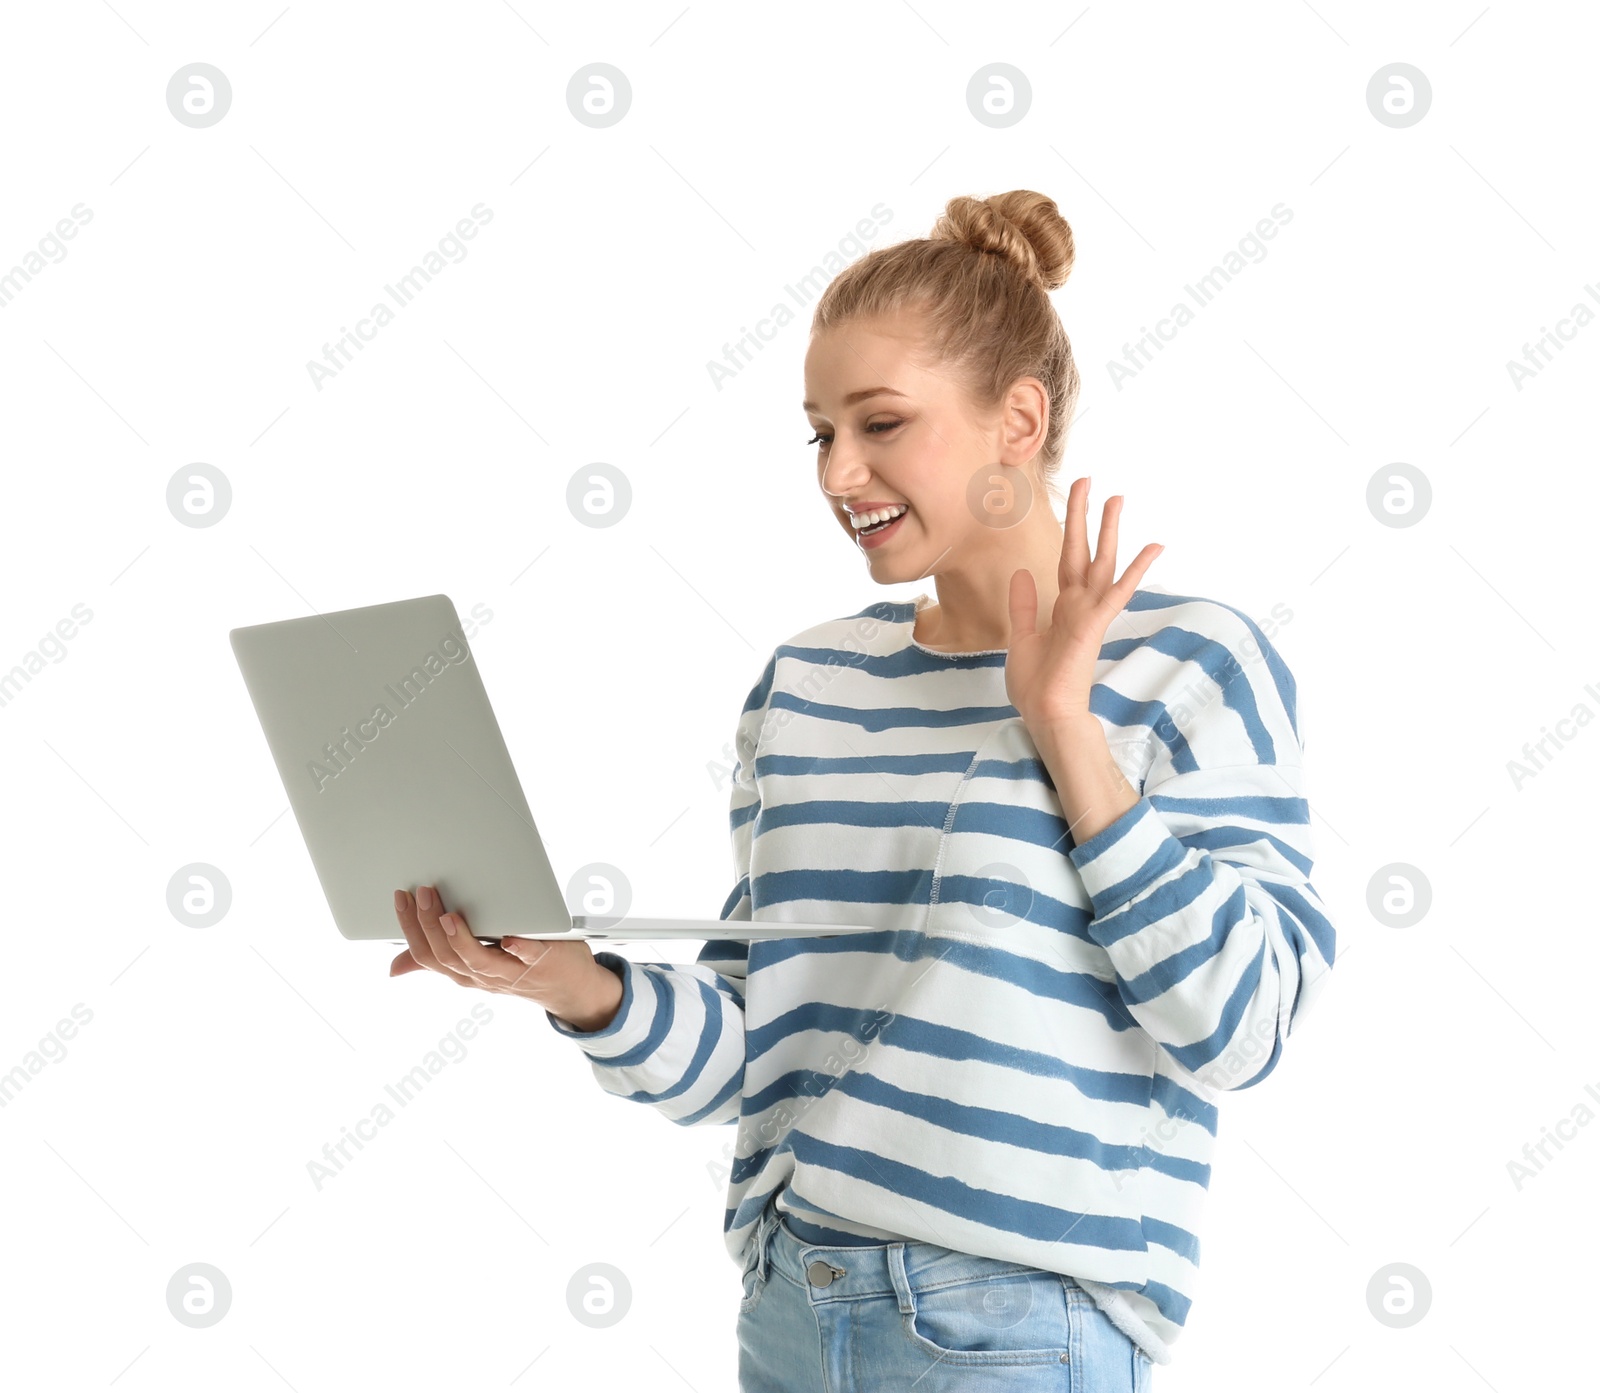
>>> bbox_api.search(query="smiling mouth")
[855,506,909,548]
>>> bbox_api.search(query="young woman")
[389,189,1337,1391]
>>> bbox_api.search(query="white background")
[1,2,1594,1389]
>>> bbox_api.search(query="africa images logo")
[310,630,473,792]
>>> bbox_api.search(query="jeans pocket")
[738,1261,765,1315]
[900,1268,1076,1368]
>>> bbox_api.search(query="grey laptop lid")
[230,594,863,943]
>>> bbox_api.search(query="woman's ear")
[999,376,1049,464]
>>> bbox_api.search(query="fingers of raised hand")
[1060,476,1092,583]
[1060,483,1164,618]
[1062,479,1123,600]
[1083,491,1122,595]
[1118,541,1165,599]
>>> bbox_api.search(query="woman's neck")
[913,523,1066,652]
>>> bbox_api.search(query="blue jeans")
[737,1206,1154,1391]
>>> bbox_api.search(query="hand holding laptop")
[388,883,624,1031]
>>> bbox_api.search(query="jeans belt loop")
[757,1208,777,1283]
[886,1241,915,1315]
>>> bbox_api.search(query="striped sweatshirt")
[546,587,1336,1365]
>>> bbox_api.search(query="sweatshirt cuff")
[544,951,652,1055]
[1067,796,1186,924]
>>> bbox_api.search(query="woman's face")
[802,312,1039,580]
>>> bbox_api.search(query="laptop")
[229,593,866,944]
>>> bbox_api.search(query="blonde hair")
[810,190,1080,503]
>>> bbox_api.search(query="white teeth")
[850,504,908,531]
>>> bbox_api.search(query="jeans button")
[806,1259,844,1287]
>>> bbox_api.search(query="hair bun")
[931,191,1075,291]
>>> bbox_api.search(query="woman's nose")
[820,453,869,495]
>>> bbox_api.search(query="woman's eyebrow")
[801,386,910,411]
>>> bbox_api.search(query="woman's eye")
[806,421,901,447]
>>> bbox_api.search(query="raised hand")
[1004,476,1163,734]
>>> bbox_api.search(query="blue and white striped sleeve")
[542,658,774,1126]
[1069,604,1337,1092]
